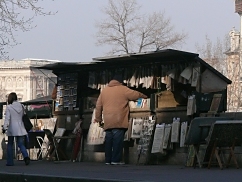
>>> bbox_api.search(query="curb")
[0,172,138,182]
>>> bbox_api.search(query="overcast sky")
[3,0,239,62]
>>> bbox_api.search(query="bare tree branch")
[96,0,140,54]
[195,34,242,112]
[96,0,187,55]
[136,12,187,52]
[0,0,56,60]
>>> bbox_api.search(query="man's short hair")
[113,72,123,83]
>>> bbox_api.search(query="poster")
[151,123,165,153]
[180,122,188,147]
[171,118,180,143]
[163,124,172,149]
[137,116,156,156]
[131,118,143,138]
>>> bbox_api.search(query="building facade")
[0,59,57,102]
[225,28,241,111]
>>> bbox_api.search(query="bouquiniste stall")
[32,49,231,165]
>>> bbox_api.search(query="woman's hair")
[7,92,18,104]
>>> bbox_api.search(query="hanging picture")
[137,116,156,164]
[151,123,165,153]
[163,124,172,149]
[180,121,188,147]
[131,118,143,138]
[171,118,180,143]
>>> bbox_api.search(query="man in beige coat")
[95,73,147,165]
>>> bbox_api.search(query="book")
[136,98,143,108]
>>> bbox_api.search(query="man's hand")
[2,126,6,134]
[143,95,148,99]
[94,119,104,128]
[99,121,104,128]
[94,119,99,123]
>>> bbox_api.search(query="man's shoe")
[111,162,125,165]
[105,163,111,165]
[24,157,30,166]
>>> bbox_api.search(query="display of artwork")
[136,116,156,164]
[137,116,156,155]
[151,123,165,153]
[180,121,188,147]
[163,124,172,149]
[131,118,143,138]
[55,73,78,111]
[171,117,180,143]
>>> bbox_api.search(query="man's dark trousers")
[105,128,125,163]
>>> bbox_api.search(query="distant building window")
[17,78,24,87]
[37,79,43,89]
[6,78,12,88]
[17,94,23,101]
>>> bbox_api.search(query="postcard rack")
[55,73,78,111]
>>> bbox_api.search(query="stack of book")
[129,98,150,109]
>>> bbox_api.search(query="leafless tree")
[0,0,55,60]
[96,0,187,55]
[196,34,242,112]
[196,35,229,75]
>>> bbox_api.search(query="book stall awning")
[22,95,53,119]
[30,49,232,94]
[22,95,52,105]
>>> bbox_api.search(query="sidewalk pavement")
[0,160,242,182]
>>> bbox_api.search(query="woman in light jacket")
[3,92,30,166]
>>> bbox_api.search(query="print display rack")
[55,73,78,111]
[136,116,156,165]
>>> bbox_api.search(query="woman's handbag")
[22,105,33,132]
